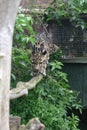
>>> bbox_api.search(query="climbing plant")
[11,8,36,84]
[45,0,87,29]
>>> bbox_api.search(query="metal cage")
[48,20,87,60]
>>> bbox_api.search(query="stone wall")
[10,116,45,130]
[20,0,51,8]
[10,116,21,130]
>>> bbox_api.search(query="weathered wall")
[20,0,51,8]
[10,116,45,130]
[10,116,21,130]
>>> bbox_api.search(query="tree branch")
[10,74,43,100]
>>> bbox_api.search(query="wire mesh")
[48,21,87,59]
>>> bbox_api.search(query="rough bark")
[10,74,43,99]
[0,0,21,130]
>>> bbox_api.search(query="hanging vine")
[45,0,87,29]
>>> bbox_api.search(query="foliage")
[11,8,36,85]
[11,50,82,130]
[11,8,82,130]
[13,7,36,46]
[45,0,87,29]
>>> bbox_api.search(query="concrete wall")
[20,0,51,8]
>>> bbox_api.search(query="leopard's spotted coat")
[31,31,58,76]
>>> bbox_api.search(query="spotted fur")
[31,31,58,76]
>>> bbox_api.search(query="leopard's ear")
[49,44,58,54]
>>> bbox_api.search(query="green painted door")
[62,63,87,107]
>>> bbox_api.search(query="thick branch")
[10,74,43,100]
[0,0,21,129]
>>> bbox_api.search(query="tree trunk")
[0,0,21,130]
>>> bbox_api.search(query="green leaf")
[11,73,16,80]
